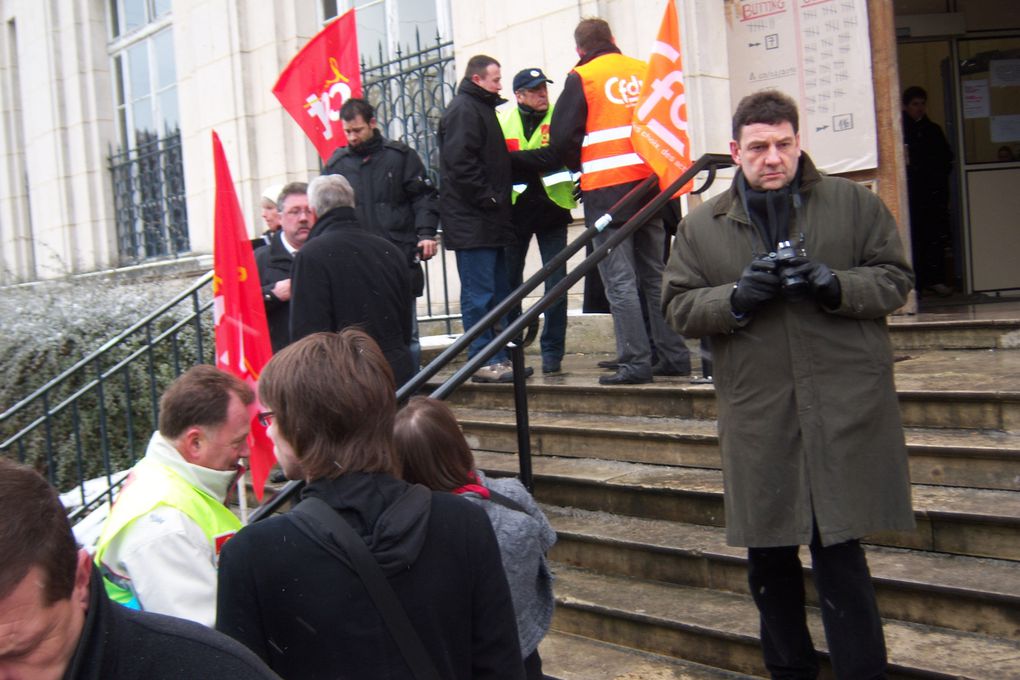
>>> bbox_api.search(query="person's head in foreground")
[730,89,802,192]
[259,328,399,482]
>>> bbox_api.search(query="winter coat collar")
[350,130,385,157]
[576,43,622,67]
[301,472,432,575]
[456,78,506,108]
[144,432,237,503]
[308,206,361,239]
[714,152,823,222]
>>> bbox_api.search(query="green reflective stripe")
[94,456,241,609]
[498,105,577,210]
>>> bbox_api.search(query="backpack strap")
[485,488,529,514]
[289,497,441,680]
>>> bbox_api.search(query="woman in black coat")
[215,330,524,680]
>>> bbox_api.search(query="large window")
[322,0,450,64]
[108,0,187,263]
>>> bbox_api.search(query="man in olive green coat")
[661,90,914,679]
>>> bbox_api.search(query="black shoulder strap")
[290,497,441,680]
[485,488,528,514]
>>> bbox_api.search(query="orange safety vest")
[575,53,652,191]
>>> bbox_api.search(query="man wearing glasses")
[254,182,310,352]
[94,366,254,627]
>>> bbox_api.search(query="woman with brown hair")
[215,330,524,680]
[394,397,556,680]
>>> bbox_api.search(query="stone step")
[438,349,1020,432]
[545,507,1020,639]
[551,565,1020,679]
[475,452,1020,562]
[470,312,1020,360]
[459,409,1020,492]
[886,316,1020,351]
[540,630,760,680]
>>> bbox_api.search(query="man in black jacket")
[289,174,414,387]
[254,182,309,352]
[902,85,954,297]
[0,458,280,680]
[439,55,525,383]
[323,98,439,367]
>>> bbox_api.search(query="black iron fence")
[0,273,214,522]
[110,129,190,264]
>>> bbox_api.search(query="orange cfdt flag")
[211,131,275,501]
[631,1,693,197]
[272,9,362,161]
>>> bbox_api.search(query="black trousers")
[747,528,887,679]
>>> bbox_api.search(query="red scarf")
[451,471,489,499]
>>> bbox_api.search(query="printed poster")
[724,0,877,173]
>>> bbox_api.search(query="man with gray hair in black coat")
[289,174,415,387]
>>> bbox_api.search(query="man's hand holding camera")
[731,257,782,315]
[732,245,842,317]
[785,257,841,308]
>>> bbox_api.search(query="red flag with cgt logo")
[631,1,693,197]
[212,131,275,501]
[273,9,362,161]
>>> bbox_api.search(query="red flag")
[632,1,693,196]
[272,10,362,161]
[211,131,275,501]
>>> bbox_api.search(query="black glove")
[785,258,841,308]
[731,258,781,315]
[572,179,583,203]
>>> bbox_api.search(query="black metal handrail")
[0,272,214,509]
[250,153,734,521]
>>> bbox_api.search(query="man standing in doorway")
[662,89,915,678]
[323,98,439,368]
[499,68,576,375]
[902,85,954,298]
[439,55,529,383]
[255,182,310,353]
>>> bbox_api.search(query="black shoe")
[599,371,652,385]
[542,363,562,374]
[597,359,620,369]
[652,361,692,377]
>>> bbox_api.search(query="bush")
[0,274,214,493]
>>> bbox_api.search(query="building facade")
[1,0,1017,295]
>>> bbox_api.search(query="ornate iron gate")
[109,129,189,264]
[360,33,455,185]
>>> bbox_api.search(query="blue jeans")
[505,225,568,370]
[455,248,510,365]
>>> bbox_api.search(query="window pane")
[153,0,172,18]
[958,37,1020,164]
[398,0,437,48]
[114,55,126,106]
[152,29,176,88]
[322,0,339,20]
[132,95,154,137]
[110,0,121,38]
[128,42,151,98]
[159,87,179,132]
[123,0,146,32]
[356,1,386,63]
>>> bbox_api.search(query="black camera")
[766,240,808,296]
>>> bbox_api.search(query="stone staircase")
[433,311,1020,679]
